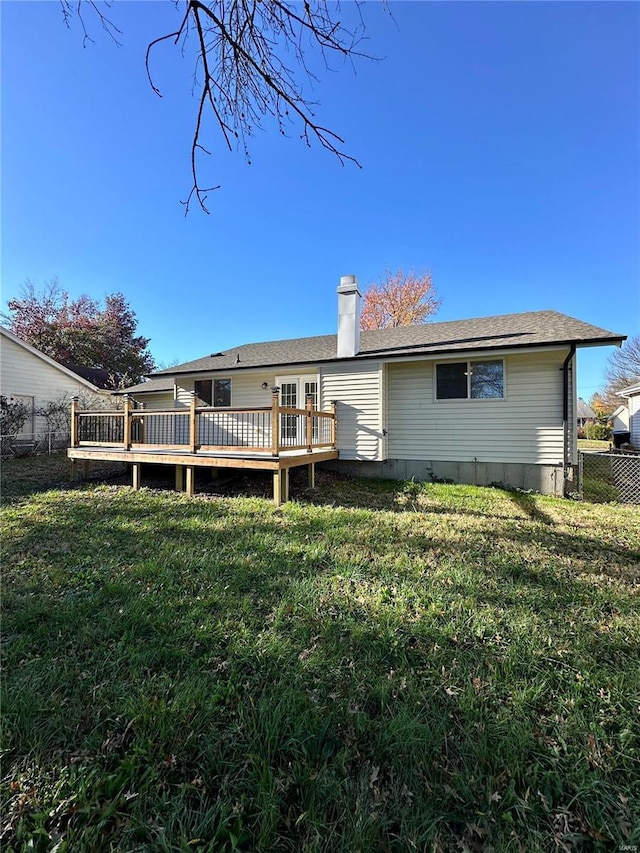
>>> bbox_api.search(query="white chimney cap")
[338,274,360,293]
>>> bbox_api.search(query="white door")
[276,376,318,445]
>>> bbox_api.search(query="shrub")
[585,422,612,441]
[1,395,28,437]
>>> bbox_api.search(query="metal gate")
[578,450,640,504]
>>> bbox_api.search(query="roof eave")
[618,384,640,397]
[143,334,626,379]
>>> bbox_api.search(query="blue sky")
[2,1,638,398]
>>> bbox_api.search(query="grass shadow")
[2,458,639,850]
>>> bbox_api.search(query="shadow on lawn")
[3,469,639,850]
[505,489,556,525]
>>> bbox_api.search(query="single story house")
[576,397,596,428]
[119,276,625,497]
[617,380,640,448]
[0,326,109,439]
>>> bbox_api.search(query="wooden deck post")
[185,466,195,497]
[175,465,184,492]
[330,400,337,448]
[308,462,315,489]
[136,402,146,445]
[273,469,282,506]
[70,459,78,482]
[123,394,132,450]
[132,462,141,490]
[305,394,314,452]
[271,388,280,457]
[70,396,79,448]
[189,392,197,453]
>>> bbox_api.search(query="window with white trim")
[435,359,504,400]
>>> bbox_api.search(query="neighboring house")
[576,397,596,427]
[618,380,640,448]
[0,326,109,438]
[610,404,630,433]
[120,277,625,496]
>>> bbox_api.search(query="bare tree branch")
[60,0,381,212]
[605,335,640,389]
[60,0,122,47]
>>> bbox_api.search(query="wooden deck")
[67,391,338,505]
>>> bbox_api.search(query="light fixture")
[261,382,269,389]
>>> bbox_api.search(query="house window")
[9,394,34,436]
[436,360,504,400]
[213,379,231,407]
[194,379,231,407]
[194,380,212,405]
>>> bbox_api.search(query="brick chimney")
[337,274,361,358]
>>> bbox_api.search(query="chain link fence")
[1,431,70,459]
[579,450,640,504]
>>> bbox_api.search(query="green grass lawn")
[2,455,639,852]
[577,439,612,452]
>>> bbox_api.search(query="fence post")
[305,394,314,452]
[70,396,79,448]
[189,391,197,453]
[578,451,583,501]
[270,388,280,456]
[123,394,132,450]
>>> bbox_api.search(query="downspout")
[562,344,577,487]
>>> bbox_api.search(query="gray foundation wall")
[322,458,577,497]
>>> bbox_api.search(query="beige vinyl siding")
[380,363,388,459]
[0,333,106,433]
[321,363,382,460]
[132,392,176,444]
[176,371,274,409]
[387,351,567,465]
[176,371,276,448]
[176,384,192,408]
[134,391,175,409]
[229,371,277,408]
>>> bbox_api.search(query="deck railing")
[71,390,336,456]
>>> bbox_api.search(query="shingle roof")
[64,363,113,389]
[576,397,596,419]
[147,310,624,379]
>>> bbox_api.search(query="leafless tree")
[60,1,379,213]
[593,334,640,412]
[604,334,640,390]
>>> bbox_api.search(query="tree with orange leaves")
[360,269,440,330]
